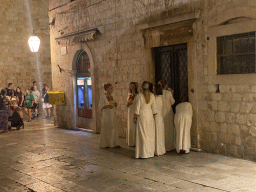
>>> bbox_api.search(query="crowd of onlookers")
[0,81,52,133]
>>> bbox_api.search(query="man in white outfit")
[174,102,193,154]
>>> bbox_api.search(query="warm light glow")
[77,79,84,85]
[28,36,40,52]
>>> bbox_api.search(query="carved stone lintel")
[55,27,102,45]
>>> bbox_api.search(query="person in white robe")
[126,82,138,147]
[154,84,166,156]
[134,81,157,159]
[159,79,175,151]
[98,84,120,149]
[174,102,193,154]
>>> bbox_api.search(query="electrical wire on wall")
[115,0,118,67]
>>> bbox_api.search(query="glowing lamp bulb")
[28,36,40,52]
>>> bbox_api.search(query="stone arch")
[69,43,97,133]
[208,6,256,27]
[72,44,95,71]
[218,17,253,26]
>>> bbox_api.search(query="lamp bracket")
[33,28,50,35]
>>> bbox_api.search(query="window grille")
[217,32,255,74]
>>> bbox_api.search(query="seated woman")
[8,102,24,130]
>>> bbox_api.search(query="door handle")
[191,89,194,93]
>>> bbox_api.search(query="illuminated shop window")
[217,32,255,74]
[76,51,92,118]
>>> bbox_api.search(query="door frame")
[70,43,97,133]
[154,43,188,111]
[146,33,200,150]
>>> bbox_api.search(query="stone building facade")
[49,0,256,161]
[0,0,51,91]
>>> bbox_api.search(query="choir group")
[98,80,193,159]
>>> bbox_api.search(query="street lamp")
[28,35,40,52]
[28,29,49,52]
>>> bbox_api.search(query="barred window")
[217,32,255,74]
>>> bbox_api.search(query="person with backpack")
[0,89,10,133]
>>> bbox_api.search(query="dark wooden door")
[154,44,188,112]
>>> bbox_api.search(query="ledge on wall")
[136,10,201,31]
[55,26,104,45]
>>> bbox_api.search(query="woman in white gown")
[159,79,175,151]
[154,84,166,156]
[98,84,120,149]
[126,82,138,147]
[175,102,193,154]
[134,81,157,159]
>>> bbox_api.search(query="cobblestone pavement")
[1,118,256,191]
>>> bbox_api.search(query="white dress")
[98,94,119,148]
[154,95,166,156]
[162,90,175,151]
[134,93,156,159]
[126,94,137,147]
[174,102,193,153]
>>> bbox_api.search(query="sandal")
[116,145,121,149]
[27,119,31,122]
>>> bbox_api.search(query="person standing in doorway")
[134,81,157,159]
[24,89,34,122]
[159,79,175,152]
[154,84,166,156]
[32,86,40,119]
[175,101,193,154]
[98,84,120,149]
[126,82,138,147]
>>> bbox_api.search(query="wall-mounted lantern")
[28,35,41,52]
[28,29,49,52]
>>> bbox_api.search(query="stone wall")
[0,0,51,92]
[197,0,256,160]
[49,0,203,134]
[49,0,256,161]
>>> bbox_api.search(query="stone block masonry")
[0,0,51,91]
[49,0,256,161]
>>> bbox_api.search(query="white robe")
[154,95,166,156]
[126,94,138,147]
[134,93,156,159]
[162,90,175,151]
[98,94,119,148]
[174,102,193,153]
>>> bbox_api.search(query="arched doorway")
[76,51,92,118]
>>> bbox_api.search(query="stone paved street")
[1,119,256,192]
